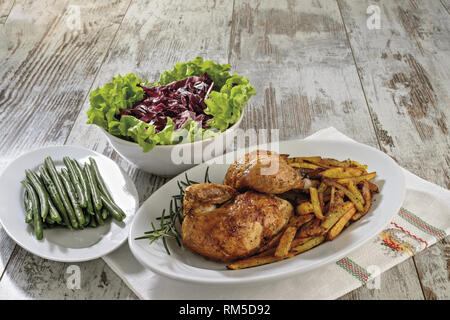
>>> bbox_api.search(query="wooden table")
[0,0,448,300]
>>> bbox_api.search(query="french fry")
[275,226,297,257]
[258,236,314,257]
[289,162,321,170]
[296,201,314,215]
[290,235,325,255]
[288,214,314,228]
[316,158,350,168]
[317,182,328,193]
[323,179,365,212]
[310,187,324,220]
[257,215,313,255]
[361,181,372,213]
[336,172,376,184]
[329,186,336,211]
[368,181,379,193]
[287,156,322,163]
[347,181,365,205]
[352,181,372,221]
[241,233,313,258]
[291,236,313,246]
[348,160,368,170]
[297,219,324,238]
[327,207,357,240]
[321,202,354,230]
[257,230,284,253]
[255,248,276,257]
[334,189,344,208]
[318,191,325,212]
[319,167,365,179]
[227,254,293,270]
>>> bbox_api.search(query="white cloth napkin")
[103,127,450,300]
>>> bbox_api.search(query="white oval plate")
[0,146,138,262]
[129,139,405,285]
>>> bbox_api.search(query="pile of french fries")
[227,156,378,270]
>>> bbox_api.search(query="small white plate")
[129,139,405,285]
[0,146,138,262]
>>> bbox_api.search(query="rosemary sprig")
[135,167,211,255]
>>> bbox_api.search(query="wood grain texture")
[338,0,450,189]
[0,0,131,291]
[0,0,14,24]
[338,0,450,300]
[0,0,69,278]
[229,0,378,146]
[0,246,137,299]
[413,236,450,299]
[339,258,424,300]
[440,0,450,13]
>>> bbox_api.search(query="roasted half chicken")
[181,183,293,262]
[224,150,314,194]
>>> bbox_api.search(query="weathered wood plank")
[440,0,450,13]
[338,0,450,188]
[229,0,422,300]
[339,258,424,300]
[0,0,131,287]
[229,0,379,146]
[0,0,69,278]
[0,246,137,299]
[413,236,450,299]
[0,0,14,24]
[338,0,450,299]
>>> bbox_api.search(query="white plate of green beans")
[0,146,139,262]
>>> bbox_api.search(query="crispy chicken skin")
[182,183,293,262]
[224,150,310,194]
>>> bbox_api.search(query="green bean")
[100,194,125,221]
[46,215,55,224]
[25,169,49,220]
[89,216,97,228]
[101,207,109,220]
[47,198,62,223]
[83,209,91,227]
[73,160,94,216]
[44,157,78,229]
[89,157,114,202]
[63,157,87,208]
[39,165,73,230]
[23,189,33,223]
[21,180,43,240]
[60,169,85,226]
[85,164,102,211]
[95,207,105,226]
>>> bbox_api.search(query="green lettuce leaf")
[156,56,232,90]
[204,74,256,131]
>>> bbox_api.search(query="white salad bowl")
[102,115,243,177]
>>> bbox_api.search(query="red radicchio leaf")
[119,74,214,132]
